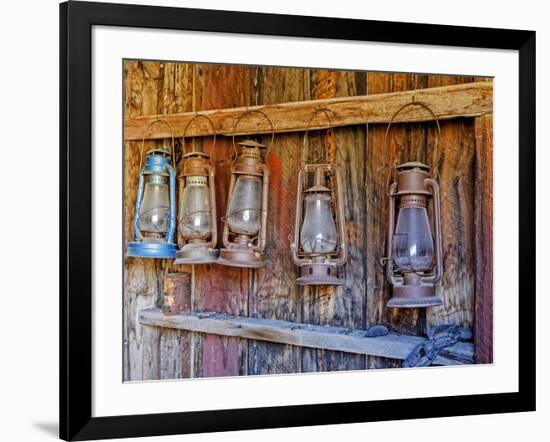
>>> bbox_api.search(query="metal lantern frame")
[217,110,275,268]
[290,109,347,286]
[174,114,219,265]
[127,119,177,259]
[383,101,444,308]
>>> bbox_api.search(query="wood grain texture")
[155,62,196,381]
[194,64,251,377]
[366,73,429,343]
[124,82,494,140]
[162,272,191,315]
[301,70,367,372]
[124,61,163,381]
[365,73,481,368]
[247,66,305,375]
[474,114,493,363]
[140,308,473,365]
[124,61,197,381]
[123,61,492,380]
[425,76,476,333]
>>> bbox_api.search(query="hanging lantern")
[174,114,219,265]
[383,102,443,307]
[290,109,347,285]
[291,164,347,285]
[217,111,275,268]
[127,119,177,259]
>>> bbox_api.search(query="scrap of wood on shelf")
[139,308,474,365]
[125,81,493,141]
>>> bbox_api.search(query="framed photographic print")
[60,1,535,440]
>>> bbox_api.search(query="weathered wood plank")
[160,272,192,379]
[124,61,199,381]
[194,64,250,378]
[365,73,482,368]
[124,82,493,140]
[155,62,197,381]
[301,70,367,372]
[124,62,489,380]
[123,60,163,381]
[473,114,493,363]
[425,76,476,333]
[139,308,473,365]
[247,66,305,375]
[366,73,430,341]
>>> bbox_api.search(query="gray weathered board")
[139,308,474,366]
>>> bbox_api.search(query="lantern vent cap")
[238,139,266,149]
[183,151,209,160]
[146,146,171,156]
[304,184,331,193]
[397,161,430,171]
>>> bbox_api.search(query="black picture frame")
[60,1,536,440]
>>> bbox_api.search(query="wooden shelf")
[125,81,493,141]
[139,308,473,365]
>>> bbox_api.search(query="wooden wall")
[123,61,492,380]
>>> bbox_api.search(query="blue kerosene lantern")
[127,120,177,259]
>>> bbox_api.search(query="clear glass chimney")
[139,174,169,234]
[300,193,337,254]
[392,206,434,272]
[179,176,211,240]
[226,176,262,235]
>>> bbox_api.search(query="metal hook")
[381,100,442,197]
[139,118,176,172]
[301,108,335,167]
[182,113,217,157]
[230,110,276,166]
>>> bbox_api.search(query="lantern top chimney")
[183,151,209,160]
[238,139,266,149]
[237,139,266,160]
[304,167,330,193]
[396,161,430,172]
[145,146,171,156]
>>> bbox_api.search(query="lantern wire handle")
[139,118,176,172]
[301,108,335,167]
[181,113,217,157]
[380,99,442,197]
[231,110,276,167]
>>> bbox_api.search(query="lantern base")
[174,244,219,265]
[387,284,442,308]
[217,245,265,268]
[295,263,343,286]
[127,241,177,259]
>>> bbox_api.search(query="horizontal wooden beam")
[139,308,473,365]
[125,82,493,141]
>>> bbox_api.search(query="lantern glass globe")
[179,177,212,239]
[139,175,170,234]
[392,207,434,272]
[227,176,262,235]
[300,193,337,254]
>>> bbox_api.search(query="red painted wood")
[195,65,251,377]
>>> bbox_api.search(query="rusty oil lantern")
[174,114,219,265]
[383,102,443,308]
[290,109,347,285]
[217,111,275,268]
